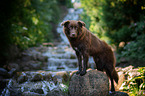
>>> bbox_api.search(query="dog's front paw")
[76,71,81,75]
[80,71,86,76]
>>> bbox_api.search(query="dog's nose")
[72,33,75,37]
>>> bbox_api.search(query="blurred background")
[0,0,145,66]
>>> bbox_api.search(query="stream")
[1,8,92,96]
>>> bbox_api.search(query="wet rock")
[0,79,9,94]
[43,73,52,81]
[56,49,65,54]
[23,67,30,71]
[8,63,20,71]
[57,66,65,70]
[62,73,69,83]
[52,76,58,85]
[31,53,40,61]
[36,55,48,62]
[17,73,28,83]
[55,71,70,83]
[67,63,77,68]
[21,56,32,62]
[9,91,21,96]
[47,87,67,96]
[0,68,9,77]
[17,75,28,83]
[9,88,22,96]
[31,74,43,82]
[29,61,42,70]
[70,54,76,59]
[20,61,43,71]
[109,91,129,96]
[1,79,22,96]
[69,70,109,96]
[30,88,44,94]
[22,92,44,96]
[8,68,17,77]
[19,82,43,92]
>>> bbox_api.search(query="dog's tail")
[112,69,119,84]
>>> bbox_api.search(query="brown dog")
[61,20,118,92]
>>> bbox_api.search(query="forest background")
[0,0,145,67]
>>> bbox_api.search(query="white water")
[43,8,95,72]
[57,8,83,43]
[1,79,12,96]
[42,8,85,71]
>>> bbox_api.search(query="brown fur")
[61,20,119,92]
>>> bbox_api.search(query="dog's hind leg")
[94,56,115,91]
[105,67,115,92]
[93,56,104,71]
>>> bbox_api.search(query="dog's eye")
[68,26,72,29]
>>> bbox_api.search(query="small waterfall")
[42,8,84,72]
[57,8,83,44]
[43,8,95,72]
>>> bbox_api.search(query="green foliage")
[58,0,73,8]
[102,0,145,47]
[11,0,62,49]
[80,12,91,29]
[122,67,145,96]
[59,83,69,93]
[0,0,72,66]
[81,0,145,60]
[81,0,145,43]
[121,19,145,61]
[80,0,107,40]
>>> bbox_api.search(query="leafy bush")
[80,0,145,46]
[81,0,145,61]
[0,0,72,66]
[10,0,62,49]
[121,19,145,61]
[122,67,145,96]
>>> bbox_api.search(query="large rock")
[0,68,9,77]
[8,63,20,71]
[69,70,109,96]
[31,73,43,82]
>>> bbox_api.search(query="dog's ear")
[78,20,86,27]
[61,20,70,27]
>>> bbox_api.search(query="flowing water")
[42,8,85,72]
[57,8,83,43]
[44,8,94,72]
[1,8,88,96]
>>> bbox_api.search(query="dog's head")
[61,20,85,38]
